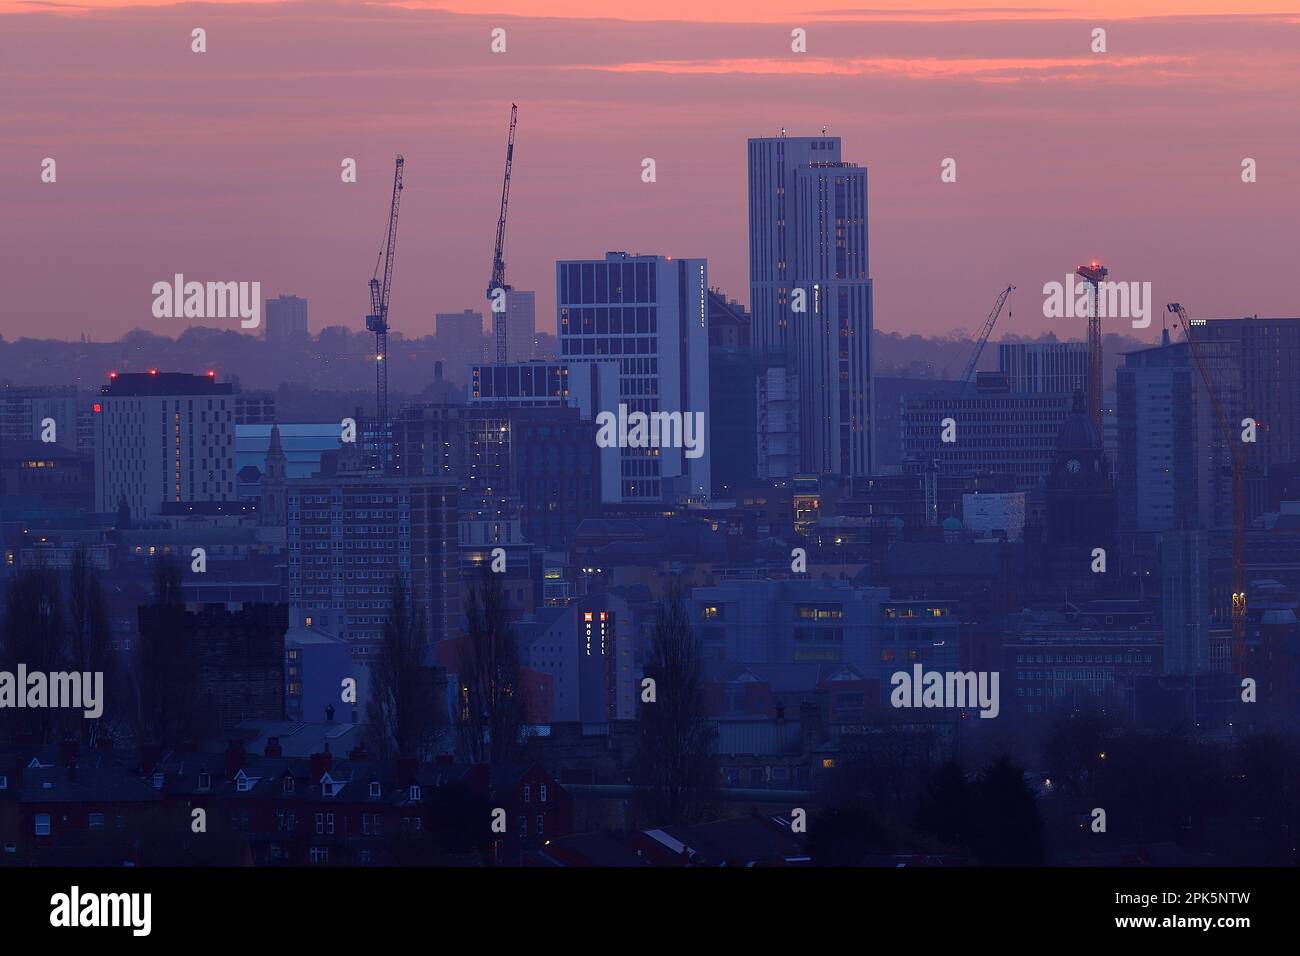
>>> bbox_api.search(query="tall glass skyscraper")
[749,134,873,477]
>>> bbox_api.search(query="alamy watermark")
[890,664,1000,719]
[0,665,103,718]
[1042,272,1152,329]
[595,403,705,459]
[50,886,151,936]
[151,274,261,328]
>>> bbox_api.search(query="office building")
[1117,339,1234,531]
[469,360,617,510]
[998,342,1088,395]
[235,392,277,425]
[690,578,958,704]
[901,377,1074,492]
[0,386,92,452]
[556,252,711,503]
[1194,317,1300,466]
[468,359,618,421]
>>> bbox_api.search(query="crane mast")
[488,105,517,364]
[1166,302,1246,673]
[367,155,404,472]
[1076,262,1107,434]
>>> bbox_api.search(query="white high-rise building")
[556,252,711,503]
[748,134,873,477]
[94,371,237,518]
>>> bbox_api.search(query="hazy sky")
[2,0,1297,344]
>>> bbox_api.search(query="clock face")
[1066,458,1081,474]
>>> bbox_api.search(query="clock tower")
[1045,390,1117,549]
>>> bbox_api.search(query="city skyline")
[4,1,1299,343]
[1,0,1298,903]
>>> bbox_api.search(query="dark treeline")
[0,547,115,745]
[0,325,1152,395]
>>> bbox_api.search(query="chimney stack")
[265,736,282,758]
[310,744,333,782]
[224,739,246,779]
[397,755,418,785]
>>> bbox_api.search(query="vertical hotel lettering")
[583,611,609,656]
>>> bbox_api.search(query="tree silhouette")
[0,562,66,742]
[136,553,203,748]
[635,577,717,825]
[971,755,1045,866]
[66,545,112,746]
[457,568,524,766]
[367,573,438,759]
[916,759,974,850]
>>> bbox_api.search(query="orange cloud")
[579,53,1193,80]
[7,0,1300,19]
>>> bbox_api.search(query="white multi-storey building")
[749,134,874,477]
[556,252,711,503]
[94,371,236,518]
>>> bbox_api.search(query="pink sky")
[2,0,1298,343]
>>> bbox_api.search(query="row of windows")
[1014,653,1154,664]
[559,261,656,306]
[292,556,396,566]
[794,626,844,642]
[291,495,401,505]
[561,306,658,334]
[561,337,659,357]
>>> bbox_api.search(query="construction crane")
[1076,261,1107,433]
[366,155,404,472]
[488,104,518,364]
[956,284,1015,395]
[1167,302,1246,673]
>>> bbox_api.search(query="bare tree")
[0,562,66,742]
[457,568,524,766]
[135,553,203,748]
[367,573,438,759]
[66,545,112,746]
[636,578,717,825]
